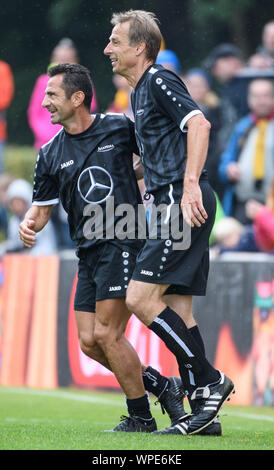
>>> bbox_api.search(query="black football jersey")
[32,113,144,250]
[131,64,206,193]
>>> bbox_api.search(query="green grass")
[0,386,273,451]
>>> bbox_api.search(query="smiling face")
[104,21,139,78]
[42,74,75,125]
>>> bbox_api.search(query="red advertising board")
[67,274,179,388]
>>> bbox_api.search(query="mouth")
[110,57,118,67]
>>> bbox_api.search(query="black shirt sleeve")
[149,69,203,131]
[125,116,140,155]
[32,149,60,205]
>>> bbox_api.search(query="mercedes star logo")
[77,166,113,204]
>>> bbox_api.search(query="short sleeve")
[32,150,60,206]
[125,116,139,155]
[150,69,203,132]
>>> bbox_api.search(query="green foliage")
[190,0,255,23]
[4,145,37,184]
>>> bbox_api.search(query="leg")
[75,307,186,426]
[126,280,234,434]
[126,280,219,384]
[75,310,111,369]
[163,293,196,328]
[94,298,145,399]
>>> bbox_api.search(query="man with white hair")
[104,9,234,436]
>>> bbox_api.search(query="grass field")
[0,386,273,452]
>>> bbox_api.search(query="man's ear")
[72,90,85,108]
[136,41,146,56]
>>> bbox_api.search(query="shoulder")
[41,127,64,149]
[99,112,133,131]
[234,114,254,134]
[40,127,65,159]
[0,60,12,73]
[148,65,184,87]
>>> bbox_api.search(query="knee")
[126,287,154,325]
[126,288,144,317]
[79,331,98,357]
[93,320,121,350]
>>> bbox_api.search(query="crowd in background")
[0,20,273,257]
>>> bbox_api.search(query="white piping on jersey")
[41,128,63,148]
[148,67,158,74]
[154,317,194,358]
[32,198,59,206]
[180,109,202,133]
[164,184,174,224]
[102,112,124,117]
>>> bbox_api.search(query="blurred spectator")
[204,43,244,86]
[219,78,274,224]
[156,49,182,75]
[245,181,274,253]
[51,203,76,251]
[0,60,14,173]
[212,216,259,254]
[2,179,57,255]
[27,38,98,150]
[0,173,14,239]
[247,53,273,70]
[256,20,274,68]
[106,74,133,119]
[203,43,246,118]
[184,68,237,200]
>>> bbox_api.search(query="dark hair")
[48,63,93,110]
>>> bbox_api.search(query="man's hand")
[19,219,37,248]
[181,181,207,227]
[226,162,241,182]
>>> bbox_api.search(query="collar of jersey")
[64,113,101,138]
[135,64,160,91]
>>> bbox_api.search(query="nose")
[42,95,49,108]
[104,42,111,55]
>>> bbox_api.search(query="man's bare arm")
[19,204,54,248]
[181,114,211,227]
[133,154,143,180]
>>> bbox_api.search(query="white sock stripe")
[154,317,194,358]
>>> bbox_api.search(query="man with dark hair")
[104,10,234,436]
[48,63,93,110]
[19,63,187,433]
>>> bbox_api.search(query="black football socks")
[148,307,220,391]
[189,324,206,356]
[126,393,153,421]
[142,366,169,397]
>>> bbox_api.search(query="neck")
[125,59,154,88]
[63,111,94,134]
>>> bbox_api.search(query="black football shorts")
[131,179,216,296]
[74,242,140,312]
